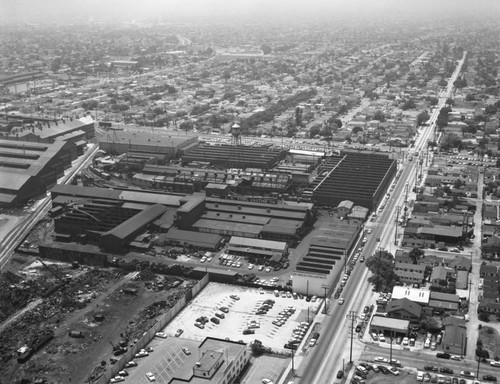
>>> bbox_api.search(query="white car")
[338,298,345,305]
[155,332,167,339]
[402,337,409,346]
[146,372,156,382]
[248,264,254,270]
[262,379,273,384]
[110,377,124,383]
[388,366,400,375]
[373,356,389,363]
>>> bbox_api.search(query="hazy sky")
[1,0,499,24]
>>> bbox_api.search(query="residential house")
[443,316,467,355]
[386,298,422,322]
[480,264,498,279]
[394,261,426,285]
[337,200,354,218]
[430,266,455,286]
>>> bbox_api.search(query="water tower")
[230,123,242,146]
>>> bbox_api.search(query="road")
[0,144,100,271]
[286,53,467,384]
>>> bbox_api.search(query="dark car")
[355,324,362,332]
[210,317,220,325]
[336,370,344,379]
[242,329,255,335]
[436,352,451,359]
[424,366,439,372]
[440,367,454,374]
[483,375,498,382]
[378,365,390,374]
[284,343,298,350]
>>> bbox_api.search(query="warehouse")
[312,152,397,210]
[293,221,361,295]
[0,138,77,207]
[99,204,168,252]
[182,143,286,169]
[157,228,223,250]
[16,116,95,143]
[99,130,198,160]
[227,236,288,259]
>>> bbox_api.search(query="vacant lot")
[163,282,321,351]
[480,326,500,360]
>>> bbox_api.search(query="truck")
[17,329,55,363]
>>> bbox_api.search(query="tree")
[295,107,303,127]
[373,110,386,122]
[417,110,430,126]
[465,94,475,102]
[366,250,399,292]
[401,99,416,110]
[333,118,343,129]
[436,114,448,129]
[409,248,424,264]
[179,120,193,132]
[438,78,448,87]
[428,97,439,106]
[485,105,498,115]
[51,57,62,72]
[446,98,455,106]
[440,133,464,151]
[352,126,363,135]
[261,44,272,55]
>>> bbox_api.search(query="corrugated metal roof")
[104,204,167,240]
[119,190,184,207]
[370,315,409,331]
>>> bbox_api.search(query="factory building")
[0,138,77,207]
[99,130,198,161]
[311,152,397,210]
[293,221,362,296]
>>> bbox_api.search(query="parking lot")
[162,282,322,350]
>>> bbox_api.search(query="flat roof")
[370,315,410,332]
[118,190,184,207]
[228,236,287,251]
[192,219,262,235]
[161,228,223,247]
[391,286,430,305]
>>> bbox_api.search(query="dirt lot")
[163,282,321,351]
[0,261,194,384]
[479,326,500,360]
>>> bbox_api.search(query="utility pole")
[395,206,400,245]
[389,334,393,363]
[346,311,358,364]
[477,355,481,380]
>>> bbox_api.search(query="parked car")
[483,375,498,382]
[175,329,184,337]
[424,366,439,372]
[373,357,389,363]
[243,329,255,335]
[337,370,344,379]
[146,372,156,382]
[388,366,400,375]
[155,332,167,338]
[182,348,191,355]
[219,307,229,313]
[460,371,475,378]
[124,361,138,368]
[440,367,453,374]
[436,352,451,359]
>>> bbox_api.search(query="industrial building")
[167,337,250,384]
[226,236,288,260]
[181,143,286,169]
[99,129,198,161]
[310,152,397,209]
[293,221,362,296]
[16,116,95,144]
[0,137,77,207]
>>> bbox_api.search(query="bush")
[478,311,490,322]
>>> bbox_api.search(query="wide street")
[282,53,468,384]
